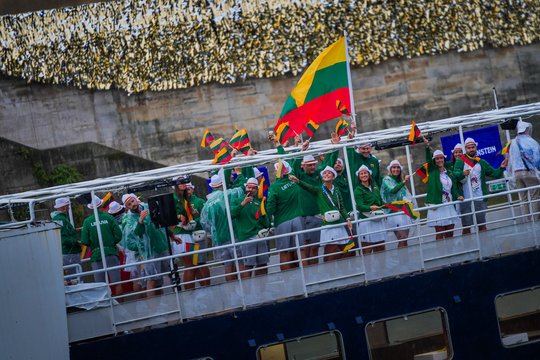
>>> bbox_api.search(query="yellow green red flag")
[274,37,351,137]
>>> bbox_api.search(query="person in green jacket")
[354,165,387,254]
[200,174,244,281]
[453,137,507,234]
[266,160,304,271]
[81,195,123,296]
[425,149,464,240]
[230,177,271,278]
[291,166,353,262]
[122,193,169,298]
[172,176,211,290]
[51,197,81,274]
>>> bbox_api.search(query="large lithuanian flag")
[274,37,351,141]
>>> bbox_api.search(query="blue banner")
[440,125,503,168]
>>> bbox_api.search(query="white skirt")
[320,225,350,245]
[386,213,411,230]
[357,219,387,243]
[427,204,458,227]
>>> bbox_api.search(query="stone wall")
[1,43,539,170]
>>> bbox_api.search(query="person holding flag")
[381,160,416,248]
[346,124,382,187]
[289,166,353,262]
[453,137,507,234]
[230,178,271,278]
[171,176,210,290]
[266,160,304,271]
[424,148,464,240]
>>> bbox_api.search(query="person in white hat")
[122,192,169,297]
[345,140,382,188]
[507,120,540,221]
[266,159,304,271]
[453,137,507,234]
[171,176,210,289]
[381,159,414,247]
[228,177,271,278]
[51,197,81,272]
[80,195,124,297]
[107,201,125,224]
[290,166,353,261]
[424,149,463,240]
[354,165,387,253]
[200,173,245,281]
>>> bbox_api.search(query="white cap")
[209,174,223,188]
[320,166,337,179]
[245,177,259,187]
[432,150,447,159]
[53,197,70,209]
[517,121,531,134]
[253,167,263,178]
[274,160,292,174]
[121,193,139,205]
[386,159,403,171]
[107,201,124,215]
[301,155,317,165]
[356,165,372,177]
[464,137,478,146]
[87,195,103,209]
[453,143,464,152]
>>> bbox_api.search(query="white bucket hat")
[245,177,259,188]
[253,167,263,178]
[386,159,403,171]
[432,150,447,159]
[209,174,223,188]
[274,160,292,174]
[87,195,103,209]
[121,193,139,205]
[107,201,124,215]
[53,197,70,209]
[464,137,478,146]
[452,143,464,152]
[301,155,318,165]
[356,165,372,177]
[335,158,344,167]
[320,166,337,179]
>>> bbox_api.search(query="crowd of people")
[52,120,540,297]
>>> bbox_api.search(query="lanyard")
[322,185,341,210]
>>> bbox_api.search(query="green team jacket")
[424,147,462,205]
[266,175,303,227]
[122,203,169,259]
[453,154,504,198]
[81,211,122,262]
[51,211,81,255]
[172,193,205,235]
[230,197,271,241]
[298,181,348,225]
[277,145,321,216]
[346,147,382,187]
[353,183,385,219]
[324,150,353,212]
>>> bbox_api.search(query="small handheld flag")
[275,122,292,144]
[230,128,251,155]
[212,147,233,165]
[385,200,420,220]
[209,138,228,154]
[257,177,267,199]
[498,141,511,156]
[305,120,319,137]
[415,163,429,184]
[276,159,284,178]
[336,100,350,115]
[201,129,215,148]
[184,199,193,223]
[255,197,267,219]
[183,242,200,266]
[408,121,422,142]
[100,192,113,210]
[336,119,349,136]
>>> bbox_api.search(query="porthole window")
[257,331,344,360]
[495,286,540,347]
[366,307,453,360]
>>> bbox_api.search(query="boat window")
[365,307,453,360]
[495,286,540,347]
[257,331,344,360]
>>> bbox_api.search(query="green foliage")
[50,164,83,185]
[32,163,49,186]
[17,147,31,160]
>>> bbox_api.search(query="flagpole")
[344,32,357,128]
